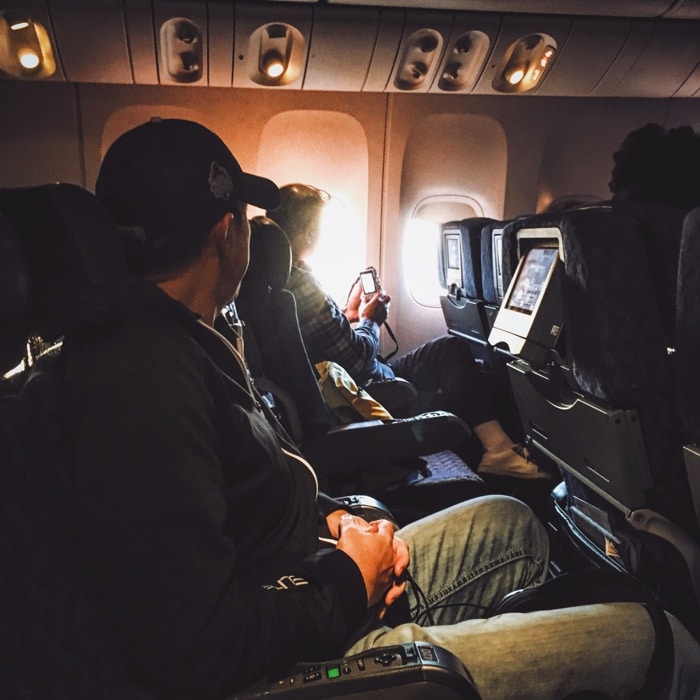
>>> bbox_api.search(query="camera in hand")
[360,267,379,295]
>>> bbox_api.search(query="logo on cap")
[209,161,234,200]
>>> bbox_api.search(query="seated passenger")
[68,118,699,698]
[266,183,550,480]
[608,122,700,210]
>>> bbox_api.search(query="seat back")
[0,212,29,378]
[500,203,700,633]
[231,218,486,519]
[0,184,152,697]
[675,206,700,530]
[227,217,338,441]
[439,217,495,348]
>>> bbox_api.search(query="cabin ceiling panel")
[537,18,632,97]
[48,0,131,84]
[303,6,380,91]
[613,20,700,97]
[323,0,681,19]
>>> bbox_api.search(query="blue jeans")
[347,495,700,699]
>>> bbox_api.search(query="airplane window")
[257,110,368,305]
[307,193,365,305]
[405,197,480,307]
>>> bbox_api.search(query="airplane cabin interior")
[2,1,700,698]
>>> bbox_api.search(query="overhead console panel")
[473,14,570,95]
[0,0,696,98]
[385,10,454,93]
[233,3,312,90]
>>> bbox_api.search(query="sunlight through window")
[306,194,366,306]
[403,196,483,307]
[403,217,443,307]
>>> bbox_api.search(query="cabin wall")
[2,80,700,353]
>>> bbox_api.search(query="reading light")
[493,33,557,94]
[17,48,40,70]
[261,50,285,79]
[505,66,525,85]
[0,12,56,79]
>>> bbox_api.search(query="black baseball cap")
[95,118,280,270]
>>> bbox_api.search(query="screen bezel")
[493,227,562,340]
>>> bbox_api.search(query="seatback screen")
[505,247,558,315]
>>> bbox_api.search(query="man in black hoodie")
[66,118,698,699]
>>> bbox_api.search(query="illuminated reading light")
[506,67,525,85]
[262,51,285,78]
[0,12,56,78]
[17,48,40,70]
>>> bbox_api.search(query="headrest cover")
[0,183,128,342]
[0,213,29,373]
[239,216,292,300]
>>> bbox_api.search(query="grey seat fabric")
[439,217,496,348]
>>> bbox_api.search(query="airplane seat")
[609,198,688,341]
[496,204,700,635]
[0,183,154,698]
[228,217,487,523]
[480,217,528,325]
[0,211,29,382]
[439,217,495,357]
[0,184,479,699]
[675,206,700,541]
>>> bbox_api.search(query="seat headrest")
[0,183,128,344]
[239,216,292,300]
[0,212,30,374]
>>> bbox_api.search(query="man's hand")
[377,535,409,620]
[336,514,407,609]
[359,292,391,325]
[343,280,363,323]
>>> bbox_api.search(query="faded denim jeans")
[347,495,700,699]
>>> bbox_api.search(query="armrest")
[301,411,472,477]
[230,641,480,699]
[363,377,419,418]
